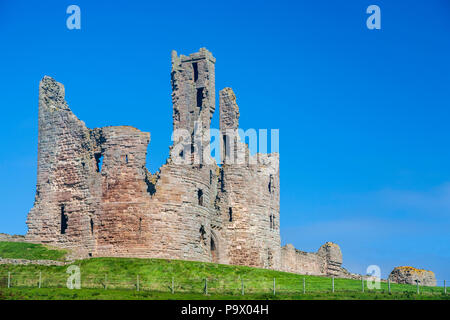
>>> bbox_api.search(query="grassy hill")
[0,241,448,300]
[0,241,67,261]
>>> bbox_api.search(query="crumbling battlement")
[281,242,351,277]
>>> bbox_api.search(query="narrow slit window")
[229,207,233,222]
[139,217,142,234]
[60,205,68,234]
[268,174,273,193]
[196,88,203,108]
[220,169,225,192]
[90,218,94,234]
[222,134,229,161]
[193,62,199,82]
[198,189,204,206]
[199,225,206,240]
[211,237,216,251]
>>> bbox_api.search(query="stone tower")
[171,48,215,136]
[26,76,99,256]
[217,88,281,269]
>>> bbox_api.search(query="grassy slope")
[0,242,67,261]
[1,288,448,300]
[0,242,447,300]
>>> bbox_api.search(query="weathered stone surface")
[25,48,281,271]
[317,242,344,276]
[0,258,66,266]
[216,87,281,269]
[281,244,325,275]
[281,242,351,277]
[388,266,436,287]
[24,48,357,277]
[0,234,26,242]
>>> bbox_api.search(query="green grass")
[0,256,448,300]
[0,287,448,300]
[0,241,447,300]
[0,242,67,261]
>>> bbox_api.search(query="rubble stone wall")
[25,48,281,269]
[281,242,351,277]
[388,266,437,287]
[25,48,356,277]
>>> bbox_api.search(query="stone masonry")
[281,242,351,277]
[388,266,437,287]
[25,48,348,276]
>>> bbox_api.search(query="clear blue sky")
[0,0,449,280]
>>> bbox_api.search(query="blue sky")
[0,0,449,280]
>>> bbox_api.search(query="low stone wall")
[0,258,66,266]
[281,242,352,278]
[0,233,26,242]
[281,244,325,275]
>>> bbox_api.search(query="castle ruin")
[26,48,350,277]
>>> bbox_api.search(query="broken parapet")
[281,242,351,277]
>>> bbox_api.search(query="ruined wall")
[317,241,344,276]
[92,126,153,257]
[217,88,281,269]
[0,233,26,242]
[388,266,437,287]
[25,49,361,277]
[281,242,350,277]
[26,76,100,257]
[26,48,281,269]
[171,48,215,137]
[281,244,325,275]
[148,48,219,263]
[21,49,433,279]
